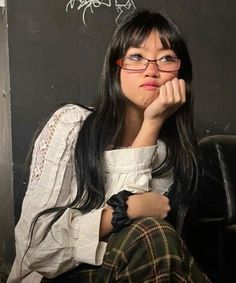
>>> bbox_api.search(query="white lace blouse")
[7,104,173,283]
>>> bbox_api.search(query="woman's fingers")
[178,79,186,103]
[159,78,186,109]
[144,78,186,121]
[165,80,174,103]
[165,78,186,105]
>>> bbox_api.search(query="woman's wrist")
[107,190,134,232]
[126,194,143,220]
[131,117,163,148]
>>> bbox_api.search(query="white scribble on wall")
[66,0,136,26]
[115,0,136,24]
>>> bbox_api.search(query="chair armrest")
[198,135,236,225]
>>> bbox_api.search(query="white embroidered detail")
[27,105,78,192]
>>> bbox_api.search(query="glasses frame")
[116,56,181,72]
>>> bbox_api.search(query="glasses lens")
[122,57,146,70]
[158,59,180,71]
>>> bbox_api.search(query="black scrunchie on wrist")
[107,190,134,233]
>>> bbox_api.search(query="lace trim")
[27,105,77,192]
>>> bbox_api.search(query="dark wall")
[7,0,236,220]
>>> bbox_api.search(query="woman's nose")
[144,61,160,77]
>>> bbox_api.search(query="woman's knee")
[107,217,180,259]
[131,216,174,232]
[130,217,177,242]
[103,217,182,282]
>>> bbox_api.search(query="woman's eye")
[128,54,143,61]
[159,55,176,62]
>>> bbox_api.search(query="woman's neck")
[119,105,144,147]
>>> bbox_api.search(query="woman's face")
[120,30,179,114]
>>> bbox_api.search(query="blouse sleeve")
[15,105,107,278]
[104,141,168,198]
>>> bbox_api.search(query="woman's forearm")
[131,117,164,148]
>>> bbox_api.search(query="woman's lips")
[141,82,160,90]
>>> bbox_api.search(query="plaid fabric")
[43,217,211,283]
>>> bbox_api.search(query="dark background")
[7,0,236,221]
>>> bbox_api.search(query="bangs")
[119,22,174,57]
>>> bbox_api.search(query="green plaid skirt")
[43,217,211,283]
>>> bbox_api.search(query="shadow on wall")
[0,257,8,283]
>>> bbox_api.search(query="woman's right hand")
[144,78,186,123]
[127,192,171,220]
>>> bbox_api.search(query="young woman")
[8,10,211,283]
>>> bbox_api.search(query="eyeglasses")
[116,55,181,72]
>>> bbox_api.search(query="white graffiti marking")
[115,0,136,24]
[66,0,136,26]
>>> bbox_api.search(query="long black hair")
[75,10,198,233]
[30,10,198,244]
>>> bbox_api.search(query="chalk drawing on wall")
[66,0,136,26]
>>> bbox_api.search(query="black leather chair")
[186,135,236,283]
